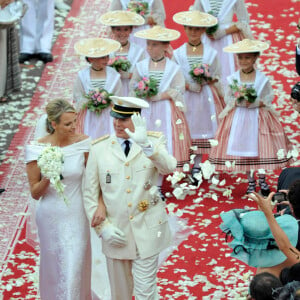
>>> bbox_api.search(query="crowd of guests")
[0,0,299,298]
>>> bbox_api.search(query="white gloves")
[124,114,150,147]
[101,223,127,247]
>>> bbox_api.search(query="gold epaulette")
[92,135,110,145]
[147,131,163,138]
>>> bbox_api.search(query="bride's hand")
[91,203,106,227]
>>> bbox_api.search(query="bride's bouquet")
[37,146,68,205]
[83,88,112,115]
[189,63,213,85]
[108,56,132,72]
[230,79,257,104]
[127,1,149,17]
[134,76,158,98]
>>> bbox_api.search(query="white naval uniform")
[20,0,54,54]
[84,133,176,300]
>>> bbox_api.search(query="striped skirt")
[192,85,225,155]
[209,108,293,172]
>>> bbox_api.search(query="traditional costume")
[190,0,253,90]
[173,11,224,165]
[73,38,122,140]
[209,39,294,194]
[109,0,166,48]
[130,26,192,171]
[100,11,146,96]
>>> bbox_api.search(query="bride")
[25,99,92,299]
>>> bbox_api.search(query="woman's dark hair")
[250,272,282,300]
[288,180,300,219]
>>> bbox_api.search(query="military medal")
[106,172,111,184]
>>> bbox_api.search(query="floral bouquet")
[206,10,219,36]
[108,56,132,72]
[127,1,149,17]
[134,76,158,98]
[189,63,213,85]
[83,88,112,115]
[37,146,68,205]
[230,79,257,104]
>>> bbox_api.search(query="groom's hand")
[101,223,127,247]
[124,114,150,147]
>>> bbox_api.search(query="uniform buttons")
[129,215,133,220]
[112,141,115,144]
[126,189,131,193]
[126,175,130,180]
[143,165,146,168]
[159,220,162,224]
[128,203,132,207]
[125,162,129,166]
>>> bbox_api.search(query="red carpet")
[0,0,299,298]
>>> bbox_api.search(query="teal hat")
[220,209,299,268]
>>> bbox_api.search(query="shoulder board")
[147,131,163,138]
[92,135,110,145]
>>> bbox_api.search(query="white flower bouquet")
[37,146,68,205]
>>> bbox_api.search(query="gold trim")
[112,107,139,114]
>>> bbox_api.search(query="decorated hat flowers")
[223,39,269,53]
[100,10,145,27]
[110,96,149,119]
[173,11,218,28]
[220,209,299,268]
[74,38,121,58]
[134,25,180,42]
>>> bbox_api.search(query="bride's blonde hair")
[46,99,76,133]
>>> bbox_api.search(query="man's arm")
[83,146,102,233]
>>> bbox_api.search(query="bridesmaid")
[209,39,294,195]
[109,0,166,48]
[73,38,122,139]
[173,11,224,180]
[100,10,146,96]
[129,25,192,172]
[190,0,253,90]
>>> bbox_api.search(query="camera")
[272,192,287,203]
[291,82,300,101]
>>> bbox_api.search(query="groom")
[83,96,177,300]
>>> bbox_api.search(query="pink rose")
[234,92,241,98]
[102,100,107,104]
[199,69,204,74]
[193,68,201,76]
[138,81,145,90]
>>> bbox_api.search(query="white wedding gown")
[25,139,92,300]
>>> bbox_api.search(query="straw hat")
[100,10,145,27]
[110,96,149,119]
[173,11,218,28]
[134,25,180,41]
[74,38,121,58]
[223,39,269,53]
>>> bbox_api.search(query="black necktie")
[124,140,130,157]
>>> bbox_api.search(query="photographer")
[275,177,300,250]
[291,82,300,113]
[249,191,300,265]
